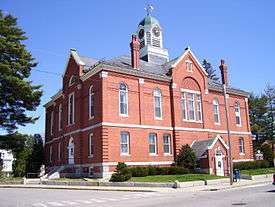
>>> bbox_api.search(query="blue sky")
[1,0,275,135]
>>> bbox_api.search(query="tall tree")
[202,59,219,82]
[0,10,42,132]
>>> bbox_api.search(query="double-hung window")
[68,92,75,125]
[120,132,129,155]
[49,145,53,163]
[163,134,171,154]
[58,142,61,160]
[154,89,162,119]
[89,133,94,157]
[181,91,202,122]
[213,98,220,124]
[149,133,157,155]
[235,102,241,126]
[89,86,95,119]
[50,111,54,135]
[119,83,128,116]
[239,137,245,154]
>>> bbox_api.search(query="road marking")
[61,201,78,205]
[47,202,65,206]
[33,203,48,207]
[89,198,106,203]
[75,200,93,204]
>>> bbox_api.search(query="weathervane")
[145,4,154,16]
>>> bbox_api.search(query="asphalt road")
[0,184,274,207]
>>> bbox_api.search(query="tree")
[202,59,219,82]
[0,10,42,132]
[175,144,196,170]
[260,143,273,167]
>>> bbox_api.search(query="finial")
[145,4,154,16]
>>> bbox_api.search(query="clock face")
[152,26,160,37]
[138,29,144,39]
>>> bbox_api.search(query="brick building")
[44,13,253,178]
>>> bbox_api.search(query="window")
[181,91,202,122]
[239,137,245,154]
[154,89,162,119]
[196,95,202,121]
[68,92,75,125]
[89,86,95,119]
[235,102,241,126]
[149,133,157,155]
[58,142,61,160]
[120,132,130,155]
[58,104,62,131]
[187,93,195,121]
[69,75,76,86]
[88,133,94,157]
[49,145,53,163]
[50,111,54,135]
[163,134,171,154]
[186,61,193,72]
[119,83,128,116]
[213,98,220,124]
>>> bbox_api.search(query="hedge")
[233,160,270,170]
[128,166,190,177]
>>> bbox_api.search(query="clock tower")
[137,6,169,65]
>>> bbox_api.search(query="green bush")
[128,167,149,177]
[175,144,196,170]
[233,160,270,170]
[109,162,132,182]
[260,143,273,166]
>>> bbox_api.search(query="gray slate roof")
[79,54,249,97]
[191,139,215,158]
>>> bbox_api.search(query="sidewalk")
[0,179,271,193]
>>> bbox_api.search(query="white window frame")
[68,92,75,125]
[119,83,128,116]
[120,132,130,155]
[69,75,76,86]
[213,98,220,125]
[58,104,62,131]
[89,85,95,119]
[154,89,162,120]
[149,133,157,155]
[163,134,172,155]
[187,93,196,121]
[181,93,187,120]
[235,102,242,127]
[50,111,54,136]
[239,137,245,154]
[88,133,94,157]
[58,142,61,161]
[196,94,202,121]
[186,60,193,72]
[49,145,53,163]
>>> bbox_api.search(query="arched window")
[154,89,162,119]
[213,98,220,124]
[235,102,241,126]
[69,75,77,86]
[119,83,128,116]
[68,92,75,125]
[89,85,95,119]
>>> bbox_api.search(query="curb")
[0,184,156,192]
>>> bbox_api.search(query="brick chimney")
[219,59,229,86]
[130,34,140,69]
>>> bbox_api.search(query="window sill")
[214,122,221,126]
[183,119,203,124]
[120,154,131,157]
[149,154,158,156]
[236,124,242,127]
[88,155,94,158]
[239,153,245,156]
[164,153,172,156]
[67,123,75,127]
[89,116,95,120]
[119,114,129,117]
[155,117,163,120]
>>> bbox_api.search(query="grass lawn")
[241,167,275,175]
[129,174,226,183]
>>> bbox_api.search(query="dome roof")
[138,15,160,27]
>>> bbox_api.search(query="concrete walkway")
[0,179,271,193]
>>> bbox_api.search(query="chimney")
[130,34,140,69]
[219,59,229,87]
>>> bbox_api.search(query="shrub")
[260,143,273,166]
[175,144,196,169]
[233,160,270,170]
[128,167,149,177]
[109,162,132,182]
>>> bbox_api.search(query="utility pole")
[220,60,234,185]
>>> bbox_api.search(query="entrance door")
[215,150,224,176]
[68,137,74,164]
